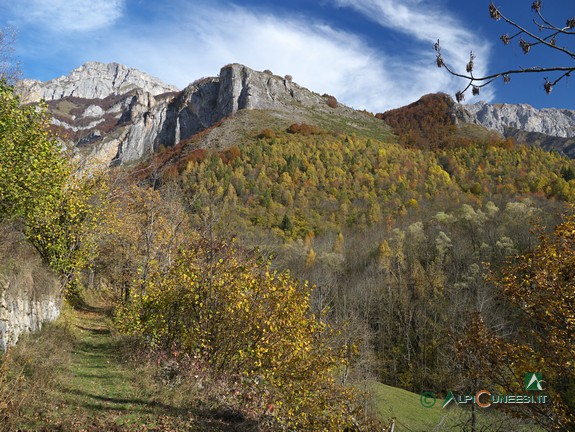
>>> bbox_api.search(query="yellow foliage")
[333,232,344,254]
[305,247,317,268]
[465,213,575,430]
[116,238,364,430]
[98,183,188,302]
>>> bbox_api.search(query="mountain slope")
[461,100,575,138]
[16,62,575,168]
[18,62,388,166]
[379,92,575,157]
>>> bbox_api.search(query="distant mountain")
[17,62,179,102]
[378,92,575,158]
[15,62,575,166]
[461,101,575,139]
[17,62,381,166]
[458,100,575,158]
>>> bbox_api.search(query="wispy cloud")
[91,4,399,111]
[332,0,495,103]
[7,0,124,32]
[4,0,493,112]
[94,1,493,111]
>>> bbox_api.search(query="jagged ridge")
[18,62,575,167]
[17,62,179,103]
[460,100,575,139]
[19,63,369,166]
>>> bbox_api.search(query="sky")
[0,0,573,113]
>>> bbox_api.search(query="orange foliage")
[323,94,338,109]
[378,93,458,150]
[219,146,241,164]
[258,128,276,140]
[287,123,325,136]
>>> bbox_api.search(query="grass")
[371,382,544,432]
[0,293,545,431]
[0,297,256,431]
[186,104,395,153]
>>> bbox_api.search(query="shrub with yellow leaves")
[0,81,106,295]
[116,236,371,430]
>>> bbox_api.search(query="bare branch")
[533,8,575,35]
[495,5,575,59]
[437,2,575,101]
[444,63,574,83]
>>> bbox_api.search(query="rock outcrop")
[17,62,179,103]
[0,278,61,353]
[26,61,575,166]
[0,235,61,353]
[460,101,575,138]
[19,63,335,165]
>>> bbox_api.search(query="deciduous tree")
[117,237,369,430]
[0,81,105,294]
[464,213,575,430]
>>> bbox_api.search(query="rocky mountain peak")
[19,62,351,166]
[215,63,322,114]
[17,61,179,104]
[16,61,575,167]
[459,100,575,139]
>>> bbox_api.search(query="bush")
[287,123,324,136]
[116,238,367,430]
[258,128,276,140]
[323,94,338,108]
[220,146,241,164]
[0,82,68,222]
[0,81,104,292]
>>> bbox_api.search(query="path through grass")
[0,301,252,431]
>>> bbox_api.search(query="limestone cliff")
[0,231,61,353]
[26,62,575,166]
[0,276,61,353]
[460,101,575,139]
[20,63,339,166]
[17,62,178,103]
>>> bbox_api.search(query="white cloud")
[86,3,440,112]
[331,0,495,104]
[7,0,493,112]
[87,5,390,110]
[7,0,124,32]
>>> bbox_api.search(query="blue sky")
[1,0,573,112]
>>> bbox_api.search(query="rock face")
[461,101,575,138]
[17,62,179,103]
[19,62,332,166]
[26,62,575,166]
[0,255,61,353]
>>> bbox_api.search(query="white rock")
[463,101,575,138]
[17,62,179,103]
[0,273,61,353]
[83,104,105,118]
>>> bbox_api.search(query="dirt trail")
[2,300,253,431]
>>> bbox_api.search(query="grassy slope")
[371,382,543,432]
[1,304,543,431]
[146,104,394,172]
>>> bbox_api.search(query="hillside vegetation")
[1,78,574,430]
[160,122,575,240]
